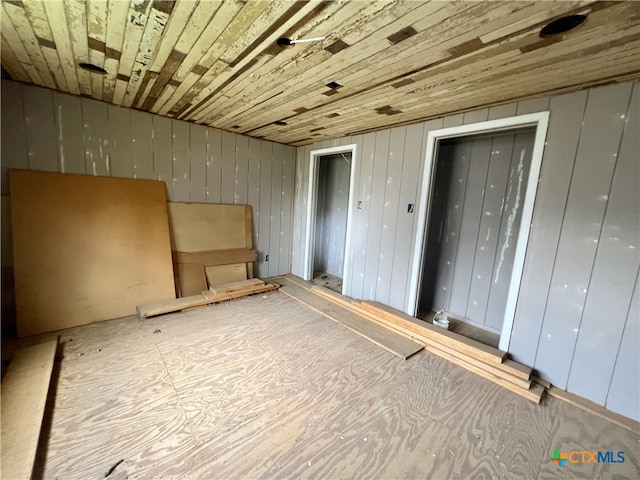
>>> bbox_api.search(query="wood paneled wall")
[0,79,295,283]
[292,81,639,422]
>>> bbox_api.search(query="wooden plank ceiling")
[2,0,639,146]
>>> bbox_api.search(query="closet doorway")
[408,113,549,351]
[304,145,357,295]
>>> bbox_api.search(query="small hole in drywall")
[79,62,107,74]
[276,37,293,46]
[540,14,587,37]
[274,120,288,126]
[326,81,342,89]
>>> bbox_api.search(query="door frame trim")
[304,144,358,296]
[407,112,550,351]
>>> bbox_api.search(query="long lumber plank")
[279,284,423,360]
[137,282,278,317]
[360,301,507,365]
[172,248,257,266]
[1,339,58,480]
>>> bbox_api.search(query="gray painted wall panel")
[171,119,191,203]
[534,83,632,388]
[1,81,28,193]
[269,143,283,278]
[189,124,207,203]
[131,110,154,180]
[54,94,85,175]
[151,116,173,200]
[363,130,390,300]
[108,106,133,179]
[463,108,488,125]
[291,81,639,419]
[566,83,639,404]
[257,141,273,278]
[377,127,406,305]
[606,274,640,421]
[221,131,236,204]
[22,85,58,173]
[1,80,293,284]
[389,124,425,311]
[82,100,109,176]
[206,128,222,204]
[235,135,249,204]
[443,113,464,127]
[509,90,587,366]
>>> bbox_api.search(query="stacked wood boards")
[166,203,255,295]
[137,279,278,318]
[1,339,58,480]
[9,170,175,337]
[284,274,545,403]
[278,277,423,360]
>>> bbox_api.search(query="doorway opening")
[304,145,357,296]
[408,113,549,351]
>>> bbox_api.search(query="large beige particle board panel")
[167,202,252,252]
[9,170,175,336]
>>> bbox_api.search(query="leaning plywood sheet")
[9,170,175,336]
[1,339,58,480]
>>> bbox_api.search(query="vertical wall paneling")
[130,110,154,180]
[508,90,588,366]
[606,274,640,422]
[463,108,488,125]
[151,115,173,200]
[362,130,390,300]
[566,83,639,404]
[171,119,190,203]
[257,141,273,278]
[290,148,304,277]
[376,127,406,305]
[1,81,28,194]
[487,103,517,120]
[247,138,262,251]
[234,135,249,205]
[221,131,236,204]
[269,143,283,278]
[279,147,295,276]
[82,99,109,176]
[53,94,85,175]
[389,124,426,311]
[23,85,58,172]
[189,124,207,203]
[205,128,222,204]
[484,130,535,331]
[443,113,464,127]
[516,96,550,115]
[448,136,492,317]
[107,105,133,178]
[350,134,375,299]
[534,82,632,388]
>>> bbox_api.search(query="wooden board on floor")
[1,339,58,480]
[279,284,423,360]
[9,170,176,337]
[210,278,265,295]
[175,263,207,297]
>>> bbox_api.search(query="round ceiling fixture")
[79,62,107,74]
[540,14,587,38]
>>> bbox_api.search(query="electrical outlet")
[265,254,269,262]
[408,203,414,213]
[357,200,362,209]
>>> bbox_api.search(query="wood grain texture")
[11,293,636,479]
[1,339,57,480]
[9,170,175,336]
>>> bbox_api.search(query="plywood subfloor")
[6,293,638,479]
[311,271,343,294]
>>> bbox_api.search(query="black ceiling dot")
[79,62,107,74]
[294,107,308,114]
[327,113,340,118]
[232,125,241,129]
[387,26,418,45]
[540,14,587,37]
[326,81,342,89]
[274,120,288,126]
[277,37,294,46]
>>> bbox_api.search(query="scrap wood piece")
[175,262,207,297]
[137,282,279,318]
[205,263,247,287]
[210,278,265,295]
[279,284,423,360]
[172,248,257,266]
[1,339,58,480]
